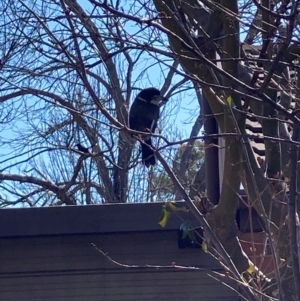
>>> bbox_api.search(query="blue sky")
[0,0,202,206]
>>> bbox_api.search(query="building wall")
[0,230,238,301]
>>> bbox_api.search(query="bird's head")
[137,87,168,106]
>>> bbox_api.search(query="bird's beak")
[158,96,168,107]
[159,96,168,102]
[151,95,169,106]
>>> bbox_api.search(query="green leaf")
[165,201,187,212]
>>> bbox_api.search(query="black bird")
[75,143,96,154]
[129,87,168,167]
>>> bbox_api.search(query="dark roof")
[0,202,197,238]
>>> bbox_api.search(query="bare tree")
[1,0,300,300]
[0,0,201,205]
[148,0,300,300]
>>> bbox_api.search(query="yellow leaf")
[202,241,208,253]
[246,262,256,275]
[158,206,171,228]
[158,202,187,228]
[227,95,234,106]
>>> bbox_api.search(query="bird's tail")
[141,139,155,167]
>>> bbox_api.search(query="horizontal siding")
[0,232,219,273]
[0,232,238,301]
[0,271,237,301]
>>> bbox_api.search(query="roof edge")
[0,202,196,238]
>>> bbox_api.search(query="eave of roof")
[0,202,197,238]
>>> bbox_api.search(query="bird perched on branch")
[129,87,168,167]
[75,143,97,154]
